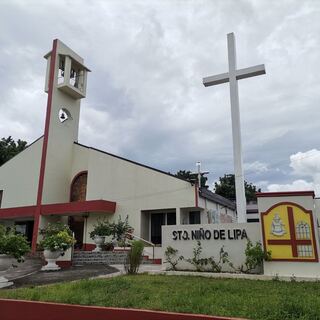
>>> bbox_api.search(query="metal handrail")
[126,232,155,261]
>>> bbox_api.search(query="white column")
[176,208,181,225]
[227,33,247,223]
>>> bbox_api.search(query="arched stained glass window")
[70,172,87,202]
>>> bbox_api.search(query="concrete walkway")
[4,257,42,281]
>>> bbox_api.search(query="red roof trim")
[0,205,36,219]
[41,200,116,216]
[0,200,116,219]
[256,191,315,198]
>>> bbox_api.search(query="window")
[167,212,176,225]
[70,172,87,202]
[296,221,311,239]
[189,211,200,224]
[0,190,3,208]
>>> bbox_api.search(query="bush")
[185,241,208,272]
[0,224,30,262]
[164,246,183,271]
[111,215,132,243]
[39,222,75,252]
[90,219,112,239]
[124,240,144,274]
[230,240,271,274]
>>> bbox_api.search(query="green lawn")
[1,275,320,320]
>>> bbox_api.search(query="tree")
[175,170,207,188]
[214,174,261,202]
[0,136,27,166]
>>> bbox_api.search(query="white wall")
[162,223,261,272]
[83,147,196,240]
[0,138,42,208]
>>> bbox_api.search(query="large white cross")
[203,33,266,223]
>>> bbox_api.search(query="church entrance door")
[69,216,85,250]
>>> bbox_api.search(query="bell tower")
[41,39,90,205]
[32,39,90,251]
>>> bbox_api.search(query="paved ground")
[5,257,43,282]
[10,264,119,288]
[1,256,162,289]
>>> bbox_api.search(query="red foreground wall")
[0,299,246,320]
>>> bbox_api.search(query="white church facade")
[0,40,236,258]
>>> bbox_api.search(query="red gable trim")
[257,191,315,198]
[0,200,116,219]
[41,200,116,216]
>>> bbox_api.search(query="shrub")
[164,246,183,271]
[230,240,271,274]
[39,222,75,252]
[185,241,208,272]
[207,246,230,273]
[124,240,144,274]
[111,215,132,242]
[90,219,112,239]
[0,224,30,262]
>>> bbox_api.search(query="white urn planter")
[93,236,105,252]
[0,254,14,288]
[41,249,62,271]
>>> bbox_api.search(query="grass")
[1,274,320,320]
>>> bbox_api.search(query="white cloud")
[244,161,268,174]
[267,149,320,195]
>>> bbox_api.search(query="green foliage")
[207,246,230,273]
[111,215,132,242]
[0,136,27,166]
[90,219,112,239]
[2,275,320,320]
[184,241,230,273]
[0,225,30,262]
[90,216,133,247]
[231,240,272,274]
[214,174,261,201]
[164,246,183,271]
[175,170,207,187]
[124,240,144,274]
[39,222,75,252]
[185,241,208,271]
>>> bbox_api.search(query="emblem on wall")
[271,214,286,236]
[261,202,318,262]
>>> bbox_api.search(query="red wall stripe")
[32,39,58,252]
[0,299,246,320]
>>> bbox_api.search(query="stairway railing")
[126,232,155,261]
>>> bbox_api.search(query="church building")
[0,40,236,260]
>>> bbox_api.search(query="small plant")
[207,246,230,273]
[230,240,271,274]
[0,225,30,262]
[164,246,183,271]
[124,240,144,274]
[290,274,296,282]
[272,273,280,282]
[185,241,208,271]
[111,215,132,243]
[39,222,75,252]
[90,219,112,239]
